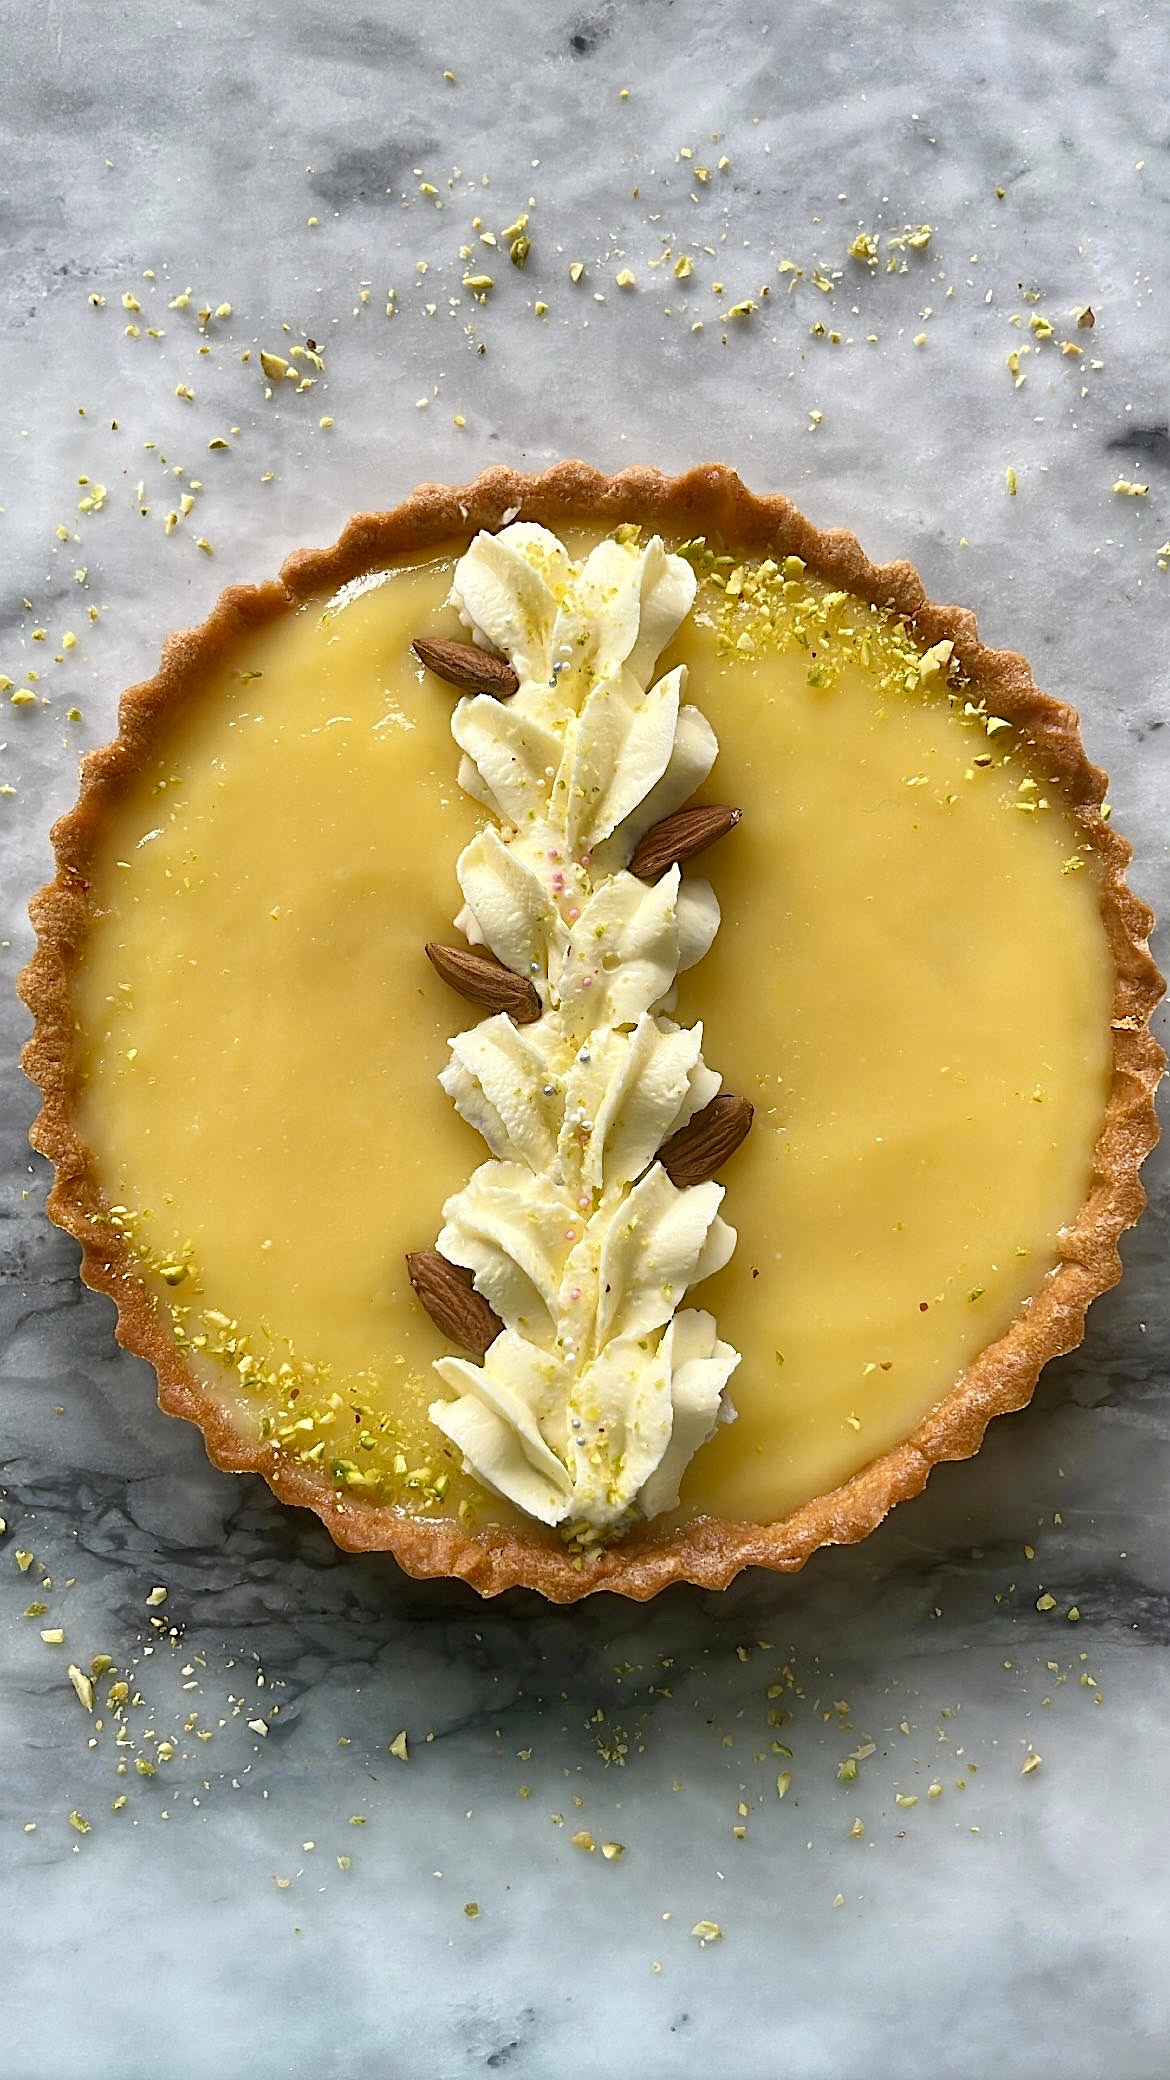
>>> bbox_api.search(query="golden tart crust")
[19,462,1165,1603]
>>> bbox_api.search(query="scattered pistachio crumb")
[68,1811,92,1834]
[389,1730,409,1761]
[464,1901,480,1917]
[691,1920,723,1944]
[600,1841,625,1861]
[571,1830,596,1852]
[68,1665,95,1712]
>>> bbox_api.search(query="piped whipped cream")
[426,523,740,1537]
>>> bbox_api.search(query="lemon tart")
[20,464,1164,1601]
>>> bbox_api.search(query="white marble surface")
[2,2,1168,2075]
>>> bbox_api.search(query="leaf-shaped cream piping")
[424,523,746,1536]
[431,1332,573,1524]
[456,826,566,988]
[594,704,719,872]
[595,1167,727,1345]
[453,696,564,830]
[440,1014,562,1171]
[565,665,683,853]
[437,1161,576,1336]
[580,1014,706,1191]
[450,522,571,682]
[636,1312,740,1519]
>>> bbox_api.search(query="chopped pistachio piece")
[67,1665,95,1712]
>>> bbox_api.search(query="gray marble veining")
[1,2,1167,2075]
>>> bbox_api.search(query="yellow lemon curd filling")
[73,542,1113,1532]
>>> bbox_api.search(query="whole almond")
[412,635,519,699]
[425,942,542,1024]
[406,1250,502,1358]
[629,804,741,882]
[658,1093,754,1188]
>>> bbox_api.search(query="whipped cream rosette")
[419,524,745,1537]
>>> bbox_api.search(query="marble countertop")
[2,2,1167,2074]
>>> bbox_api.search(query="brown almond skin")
[629,804,741,882]
[658,1094,754,1188]
[425,943,542,1024]
[412,635,519,699]
[406,1250,502,1358]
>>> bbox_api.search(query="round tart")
[19,464,1164,1601]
